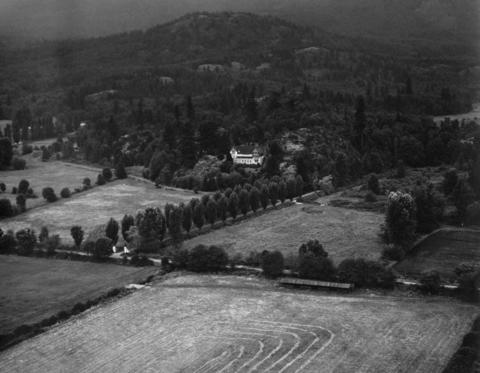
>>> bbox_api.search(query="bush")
[11,186,17,194]
[261,251,284,278]
[60,187,71,198]
[16,193,26,212]
[0,182,5,192]
[442,168,458,195]
[186,245,229,272]
[367,174,381,194]
[102,168,113,181]
[42,187,57,202]
[337,259,395,288]
[18,179,29,195]
[15,228,37,256]
[0,232,16,253]
[298,252,336,281]
[12,157,26,170]
[96,174,106,185]
[92,237,113,260]
[130,254,154,267]
[82,177,91,189]
[115,163,127,179]
[465,201,480,226]
[365,191,377,202]
[70,226,84,248]
[382,245,405,261]
[0,198,14,217]
[45,235,61,256]
[22,143,33,155]
[420,270,441,294]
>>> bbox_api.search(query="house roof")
[234,145,258,154]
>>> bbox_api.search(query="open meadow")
[182,201,385,265]
[395,228,480,280]
[0,255,157,335]
[0,177,199,243]
[0,274,477,372]
[0,154,99,210]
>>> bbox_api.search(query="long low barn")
[278,277,354,290]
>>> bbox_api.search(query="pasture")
[0,154,99,210]
[0,178,198,242]
[182,201,385,265]
[0,274,476,372]
[395,228,480,279]
[0,255,157,335]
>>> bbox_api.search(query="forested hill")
[0,0,478,46]
[0,11,475,124]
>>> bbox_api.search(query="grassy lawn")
[394,228,480,280]
[0,154,100,210]
[1,178,199,243]
[182,201,385,265]
[0,274,476,372]
[0,255,157,335]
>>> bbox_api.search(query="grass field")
[0,274,476,372]
[0,255,157,335]
[183,201,385,265]
[0,154,99,210]
[395,228,480,279]
[1,177,199,242]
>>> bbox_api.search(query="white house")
[230,145,264,166]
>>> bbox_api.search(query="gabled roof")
[234,145,257,154]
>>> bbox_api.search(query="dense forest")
[0,12,478,194]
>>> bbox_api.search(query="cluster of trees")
[259,239,395,289]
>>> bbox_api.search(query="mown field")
[395,228,480,279]
[0,274,476,373]
[183,201,385,264]
[0,154,99,210]
[0,255,157,335]
[1,177,199,242]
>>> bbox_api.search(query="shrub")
[420,270,441,294]
[15,228,37,256]
[0,198,14,217]
[102,168,112,181]
[26,187,36,198]
[299,240,328,257]
[72,302,87,315]
[298,253,336,280]
[186,245,229,272]
[45,234,61,256]
[42,187,57,202]
[138,238,161,253]
[39,226,49,242]
[83,241,95,255]
[442,169,458,195]
[12,157,26,170]
[93,237,113,260]
[96,174,106,185]
[121,214,135,242]
[18,179,29,195]
[115,163,127,179]
[172,249,190,269]
[261,251,284,278]
[0,232,16,253]
[382,245,405,261]
[130,255,154,267]
[105,218,119,245]
[245,251,261,266]
[22,143,33,155]
[384,191,417,249]
[11,186,17,194]
[60,187,71,198]
[16,193,26,212]
[466,201,480,226]
[82,177,91,189]
[0,182,5,192]
[367,174,381,194]
[365,191,377,202]
[70,226,84,248]
[337,259,395,288]
[457,272,479,302]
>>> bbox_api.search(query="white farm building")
[230,145,264,166]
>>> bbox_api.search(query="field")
[1,177,199,242]
[395,228,480,279]
[183,201,385,265]
[0,154,99,210]
[0,274,477,372]
[0,255,157,335]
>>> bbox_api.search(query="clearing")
[0,255,157,335]
[0,178,199,242]
[0,154,99,210]
[395,228,480,280]
[182,200,385,265]
[0,274,476,372]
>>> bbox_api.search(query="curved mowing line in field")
[250,320,335,373]
[192,319,333,373]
